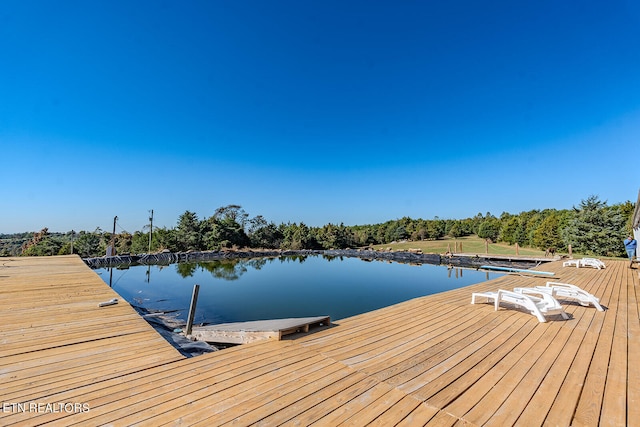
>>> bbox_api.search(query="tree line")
[1,196,634,258]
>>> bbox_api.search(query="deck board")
[1,255,638,426]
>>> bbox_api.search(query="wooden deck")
[1,255,638,426]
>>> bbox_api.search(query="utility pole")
[109,215,118,256]
[148,209,154,254]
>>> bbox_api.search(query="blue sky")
[1,0,639,233]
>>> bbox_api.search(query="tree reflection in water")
[175,257,271,281]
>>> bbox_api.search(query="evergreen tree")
[248,216,282,248]
[563,196,627,257]
[175,211,202,251]
[533,212,564,250]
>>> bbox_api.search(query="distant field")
[371,235,555,257]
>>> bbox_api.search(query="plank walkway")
[1,255,638,426]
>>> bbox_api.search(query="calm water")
[95,255,501,325]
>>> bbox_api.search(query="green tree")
[533,212,564,250]
[447,221,464,238]
[563,196,627,256]
[116,232,132,254]
[148,227,178,252]
[21,228,64,256]
[500,216,520,244]
[281,222,317,249]
[248,216,283,248]
[213,205,249,228]
[73,230,102,257]
[204,216,250,249]
[477,218,502,242]
[386,224,408,242]
[317,223,354,249]
[175,211,203,251]
[426,219,446,239]
[200,205,252,249]
[351,226,375,247]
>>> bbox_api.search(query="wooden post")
[447,243,451,253]
[460,242,463,253]
[108,216,118,256]
[515,243,519,255]
[148,209,154,254]
[568,244,572,258]
[485,240,489,254]
[186,284,200,336]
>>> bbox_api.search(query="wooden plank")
[365,311,515,385]
[256,371,385,425]
[155,355,350,426]
[482,316,579,425]
[399,312,531,400]
[2,340,177,394]
[627,265,640,427]
[424,410,462,427]
[19,341,295,424]
[395,402,440,426]
[323,305,486,367]
[339,387,410,425]
[11,342,311,425]
[300,376,387,426]
[513,295,598,424]
[438,317,553,421]
[206,366,364,426]
[298,297,448,350]
[600,261,628,427]
[191,316,331,344]
[366,395,425,426]
[572,262,621,426]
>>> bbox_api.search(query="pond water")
[95,255,501,325]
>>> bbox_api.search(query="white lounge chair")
[563,258,605,269]
[563,259,580,268]
[471,289,569,322]
[580,258,606,269]
[514,281,604,311]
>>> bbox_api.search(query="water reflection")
[174,258,269,280]
[96,255,501,325]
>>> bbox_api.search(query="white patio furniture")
[514,281,603,311]
[580,258,606,269]
[563,259,580,268]
[562,258,606,269]
[471,289,569,323]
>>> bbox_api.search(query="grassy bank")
[371,235,554,257]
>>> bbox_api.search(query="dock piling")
[186,284,200,336]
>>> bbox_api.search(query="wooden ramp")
[1,255,639,426]
[191,316,331,344]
